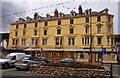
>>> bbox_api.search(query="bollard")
[110,64,113,78]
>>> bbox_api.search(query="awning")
[24,48,114,52]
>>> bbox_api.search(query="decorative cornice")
[96,23,103,26]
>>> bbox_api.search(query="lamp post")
[101,45,103,65]
[89,8,92,63]
[41,48,43,57]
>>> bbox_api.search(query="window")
[35,23,38,28]
[107,37,110,45]
[98,37,102,45]
[85,27,89,33]
[23,31,26,36]
[22,39,26,46]
[80,53,84,59]
[70,28,74,34]
[32,39,38,45]
[70,19,74,24]
[68,38,75,45]
[12,39,15,45]
[58,20,61,25]
[44,30,47,35]
[86,17,89,23]
[16,25,18,29]
[11,56,16,60]
[108,16,111,22]
[97,16,101,22]
[55,38,62,45]
[97,26,101,33]
[82,38,84,45]
[24,24,26,28]
[15,40,18,45]
[32,39,35,45]
[111,38,114,45]
[85,37,89,45]
[12,39,18,45]
[15,32,18,36]
[44,22,48,26]
[42,39,47,45]
[34,31,37,36]
[57,29,61,35]
[108,27,111,33]
[35,39,38,45]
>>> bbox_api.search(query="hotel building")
[8,5,116,63]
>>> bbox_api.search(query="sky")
[0,0,120,34]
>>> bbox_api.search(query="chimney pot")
[54,8,58,17]
[78,5,82,14]
[34,12,38,20]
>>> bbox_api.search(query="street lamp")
[89,8,92,63]
[41,48,43,57]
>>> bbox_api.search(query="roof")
[10,11,114,25]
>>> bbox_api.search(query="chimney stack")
[78,5,82,14]
[34,12,38,20]
[54,8,58,17]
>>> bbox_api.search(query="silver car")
[15,56,41,70]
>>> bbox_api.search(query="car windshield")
[4,55,13,59]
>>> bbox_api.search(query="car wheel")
[16,67,21,71]
[3,63,9,69]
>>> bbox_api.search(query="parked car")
[15,56,42,70]
[60,58,77,63]
[0,53,26,69]
[37,57,53,63]
[0,56,4,59]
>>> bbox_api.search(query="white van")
[0,53,26,69]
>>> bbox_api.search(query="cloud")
[2,2,28,33]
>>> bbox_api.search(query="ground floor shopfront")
[23,48,117,63]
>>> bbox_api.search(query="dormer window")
[59,12,65,17]
[100,8,109,14]
[70,10,76,16]
[37,15,43,20]
[26,16,32,21]
[85,9,89,15]
[46,14,52,19]
[19,17,25,22]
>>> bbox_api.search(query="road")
[1,68,57,78]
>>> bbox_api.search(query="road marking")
[1,68,16,72]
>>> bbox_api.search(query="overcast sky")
[0,0,120,34]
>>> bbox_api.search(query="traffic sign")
[102,48,106,54]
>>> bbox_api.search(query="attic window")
[46,14,52,19]
[85,9,89,15]
[59,12,65,17]
[70,10,76,16]
[37,15,43,20]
